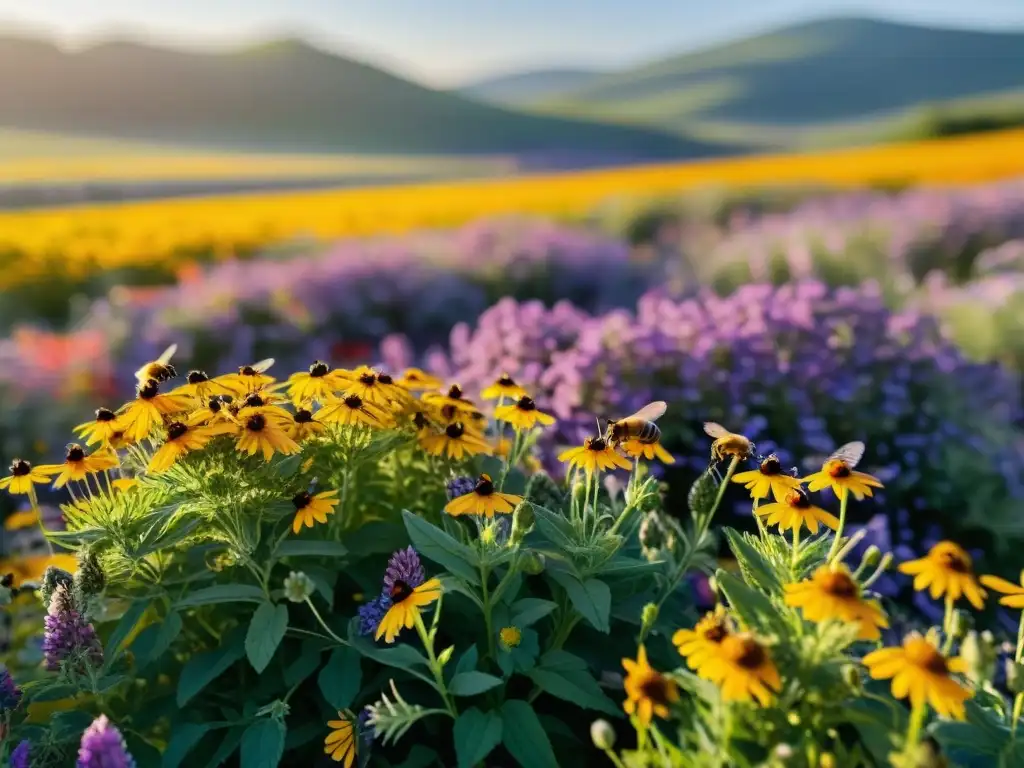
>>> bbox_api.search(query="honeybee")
[605,401,667,446]
[704,422,755,462]
[825,441,865,477]
[134,344,178,386]
[216,358,277,395]
[240,358,275,377]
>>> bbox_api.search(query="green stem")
[941,595,956,655]
[28,486,54,555]
[481,565,497,662]
[826,491,850,563]
[602,748,628,768]
[1012,613,1024,737]
[304,597,348,646]
[791,526,801,571]
[752,496,766,536]
[903,701,928,759]
[413,611,457,718]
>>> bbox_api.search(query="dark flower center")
[734,638,767,669]
[938,551,970,573]
[441,404,458,422]
[139,380,160,399]
[241,366,257,376]
[447,384,463,399]
[166,422,188,440]
[10,459,30,476]
[704,623,729,643]
[247,414,266,432]
[309,361,329,377]
[474,475,495,496]
[390,579,414,603]
[95,408,116,422]
[517,396,537,412]
[638,674,673,706]
[292,491,312,509]
[760,455,781,475]
[377,373,394,385]
[66,445,85,462]
[244,393,265,408]
[498,374,516,386]
[446,422,465,439]
[0,573,12,588]
[207,397,223,412]
[413,412,429,430]
[294,409,313,424]
[821,571,859,598]
[344,394,364,408]
[359,372,377,385]
[828,460,852,478]
[187,370,209,384]
[587,437,608,452]
[786,489,812,509]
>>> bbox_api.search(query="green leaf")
[26,683,78,702]
[349,624,433,685]
[132,611,182,669]
[162,723,211,768]
[715,570,787,636]
[510,598,557,628]
[454,645,479,676]
[402,510,479,584]
[177,628,246,706]
[501,699,558,768]
[598,556,666,579]
[449,671,503,697]
[318,647,362,710]
[274,540,348,559]
[204,727,246,768]
[723,528,782,593]
[245,602,289,673]
[239,719,286,768]
[175,584,266,608]
[548,572,611,633]
[394,745,439,768]
[104,600,148,663]
[454,708,503,768]
[532,506,576,549]
[529,659,620,716]
[284,643,324,687]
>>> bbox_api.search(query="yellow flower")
[0,552,77,586]
[318,394,394,428]
[235,413,302,461]
[73,408,123,446]
[373,371,414,408]
[419,422,492,460]
[862,633,971,719]
[803,457,883,502]
[494,396,556,431]
[3,508,39,530]
[111,478,139,493]
[699,634,781,706]
[621,438,675,465]
[186,396,238,428]
[148,421,233,474]
[340,367,396,408]
[214,361,277,396]
[672,607,732,672]
[234,391,293,426]
[784,565,889,641]
[731,455,800,499]
[117,380,194,442]
[46,444,118,489]
[433,403,487,436]
[422,384,479,413]
[396,367,443,391]
[445,474,523,518]
[290,409,327,441]
[324,712,357,767]
[622,645,679,726]
[169,370,234,401]
[980,573,1024,609]
[899,541,986,610]
[754,487,839,534]
[558,437,632,476]
[500,626,522,650]
[376,577,442,644]
[481,373,528,401]
[0,459,57,495]
[287,361,344,405]
[292,489,340,533]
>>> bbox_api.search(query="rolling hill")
[459,68,606,105]
[0,35,722,161]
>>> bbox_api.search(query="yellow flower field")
[2,128,1023,292]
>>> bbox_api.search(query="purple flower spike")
[383,547,425,593]
[446,476,477,500]
[357,594,392,637]
[42,585,102,672]
[77,715,136,768]
[10,740,30,768]
[0,667,21,713]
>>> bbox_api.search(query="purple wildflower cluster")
[358,547,427,637]
[10,740,30,768]
[76,715,136,768]
[0,666,21,713]
[446,476,478,500]
[42,584,103,672]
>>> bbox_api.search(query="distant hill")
[459,68,606,105]
[0,35,722,161]
[531,17,1024,143]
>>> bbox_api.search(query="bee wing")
[625,401,667,424]
[252,358,276,374]
[703,421,730,438]
[156,344,178,365]
[829,441,865,468]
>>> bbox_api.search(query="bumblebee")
[704,422,755,462]
[825,441,866,477]
[134,344,178,386]
[605,401,667,446]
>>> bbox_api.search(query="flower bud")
[949,609,971,641]
[571,479,589,511]
[961,630,997,686]
[860,545,881,568]
[40,566,75,610]
[819,754,836,768]
[842,664,862,694]
[590,719,616,750]
[640,603,659,636]
[1006,660,1024,695]
[786,711,801,726]
[510,502,534,547]
[74,549,106,602]
[772,744,794,760]
[283,571,315,603]
[519,552,545,575]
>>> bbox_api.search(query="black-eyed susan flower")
[444,474,523,518]
[49,444,118,489]
[673,607,732,672]
[147,421,233,474]
[186,396,237,428]
[784,565,889,641]
[419,422,491,460]
[288,361,343,406]
[292,489,339,533]
[235,391,293,426]
[373,372,413,407]
[0,459,56,495]
[494,396,555,431]
[621,438,675,465]
[754,487,839,534]
[318,394,393,428]
[803,445,883,502]
[862,633,971,719]
[558,437,631,476]
[699,634,781,705]
[621,645,679,726]
[375,547,442,644]
[980,573,1024,609]
[170,370,233,402]
[290,409,327,442]
[433,403,487,436]
[214,359,276,396]
[481,373,528,401]
[423,384,478,414]
[324,711,357,767]
[339,367,395,408]
[396,367,443,391]
[899,541,986,610]
[73,408,122,447]
[235,413,301,461]
[731,454,800,500]
[117,380,194,443]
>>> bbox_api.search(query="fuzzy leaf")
[510,598,558,628]
[723,528,782,593]
[318,647,362,710]
[501,700,558,768]
[454,708,503,768]
[533,506,576,549]
[239,719,286,768]
[402,510,480,584]
[449,671,503,697]
[245,603,289,673]
[714,570,787,636]
[175,584,266,608]
[162,723,211,768]
[274,540,348,559]
[548,571,611,633]
[177,628,246,706]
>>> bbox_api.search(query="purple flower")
[357,707,375,747]
[0,667,21,713]
[77,715,135,768]
[10,740,30,768]
[383,547,425,594]
[42,585,102,672]
[357,594,391,637]
[446,476,477,500]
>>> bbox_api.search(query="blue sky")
[1,0,1022,85]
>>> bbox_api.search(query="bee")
[605,401,667,446]
[239,358,275,377]
[825,441,865,477]
[704,422,755,462]
[134,344,178,386]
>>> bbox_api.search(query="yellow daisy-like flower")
[444,474,523,518]
[494,396,556,431]
[419,422,492,460]
[784,565,889,641]
[433,403,488,437]
[324,712,357,767]
[373,372,414,408]
[290,409,327,441]
[73,408,123,447]
[214,361,277,396]
[699,634,782,705]
[622,645,680,727]
[169,370,234,402]
[980,573,1024,609]
[899,541,986,610]
[396,367,443,391]
[804,457,883,502]
[731,455,801,499]
[500,626,522,650]
[235,413,301,461]
[558,437,632,476]
[47,444,119,489]
[621,438,675,465]
[754,487,840,534]
[673,607,732,672]
[4,508,40,530]
[111,478,139,493]
[318,394,393,428]
[340,368,395,408]
[0,459,57,495]
[292,489,340,533]
[234,391,293,426]
[862,633,972,719]
[481,373,529,401]
[422,384,479,414]
[376,577,443,644]
[0,552,78,586]
[187,396,238,428]
[287,361,344,405]
[117,380,194,443]
[147,421,234,474]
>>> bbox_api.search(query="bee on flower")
[169,370,233,402]
[481,373,528,401]
[186,395,238,428]
[755,487,839,534]
[292,489,339,533]
[214,358,276,396]
[396,368,443,392]
[731,454,801,500]
[899,541,986,610]
[673,607,732,672]
[0,459,56,495]
[559,435,632,476]
[419,422,491,460]
[48,444,118,489]
[235,413,301,461]
[704,422,755,463]
[444,474,523,518]
[290,409,327,441]
[803,442,882,501]
[621,645,679,726]
[134,344,178,386]
[494,396,555,431]
[422,384,478,414]
[147,421,235,474]
[862,633,972,719]
[117,379,194,443]
[287,361,347,406]
[606,402,669,458]
[374,547,442,644]
[784,564,888,640]
[319,393,394,429]
[73,408,123,447]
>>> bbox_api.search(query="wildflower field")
[2,145,1024,767]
